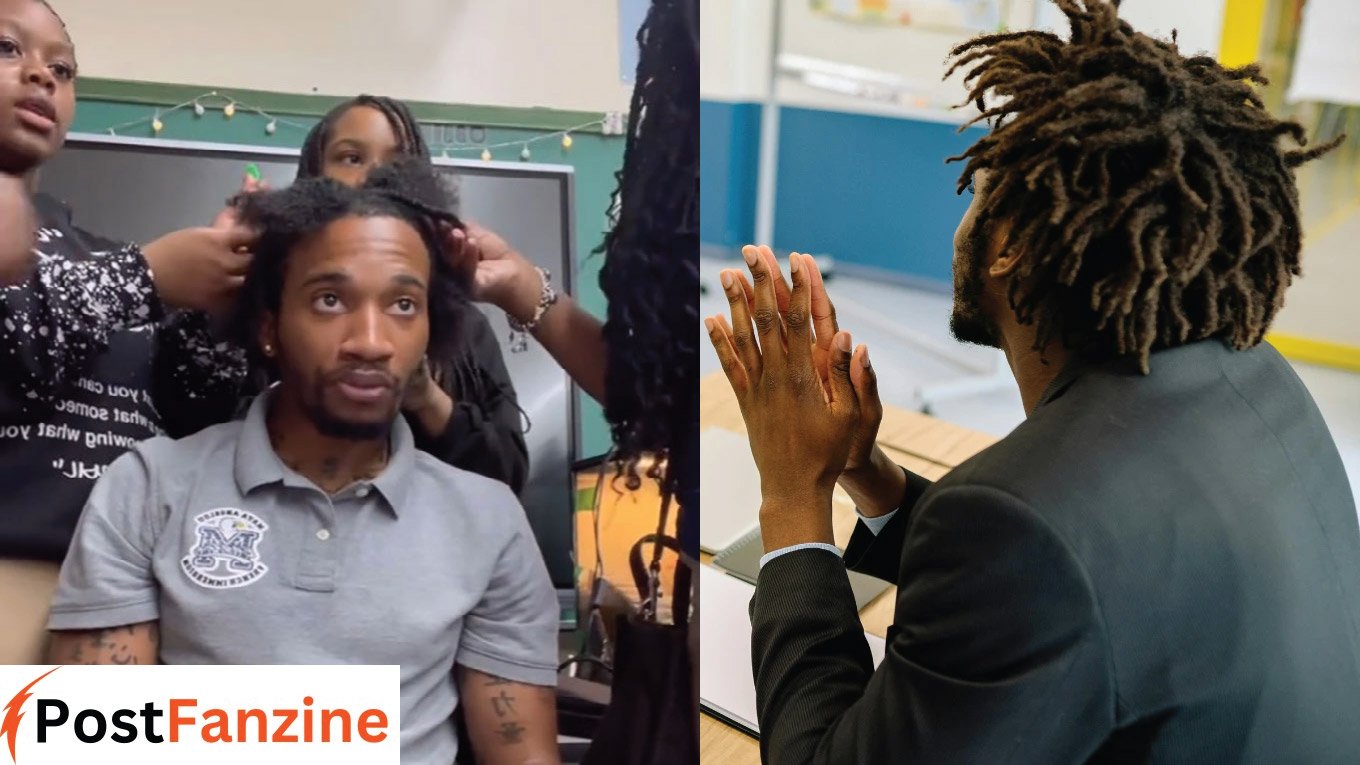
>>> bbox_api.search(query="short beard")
[303,373,400,442]
[305,404,392,441]
[949,229,1001,348]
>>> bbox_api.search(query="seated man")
[707,1,1360,762]
[47,160,561,765]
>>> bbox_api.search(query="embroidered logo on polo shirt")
[181,508,270,589]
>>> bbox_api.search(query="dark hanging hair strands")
[946,0,1341,372]
[599,0,700,493]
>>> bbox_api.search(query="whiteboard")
[1287,0,1360,106]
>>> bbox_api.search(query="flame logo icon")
[2,667,59,764]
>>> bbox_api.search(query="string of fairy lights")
[99,90,612,161]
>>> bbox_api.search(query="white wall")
[704,0,1225,117]
[700,0,775,101]
[57,0,634,112]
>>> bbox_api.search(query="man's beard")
[949,234,1002,349]
[303,369,403,441]
[305,401,393,440]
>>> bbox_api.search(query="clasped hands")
[705,245,883,552]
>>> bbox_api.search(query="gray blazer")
[751,339,1360,763]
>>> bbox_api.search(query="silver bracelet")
[507,266,559,353]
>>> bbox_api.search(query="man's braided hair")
[947,0,1340,371]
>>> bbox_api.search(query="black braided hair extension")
[598,0,699,494]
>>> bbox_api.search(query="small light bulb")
[481,148,492,162]
[561,133,573,150]
[152,117,164,135]
[223,102,236,119]
[266,120,277,135]
[520,145,531,161]
[193,101,205,117]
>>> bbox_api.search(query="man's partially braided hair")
[948,0,1340,372]
[230,159,471,383]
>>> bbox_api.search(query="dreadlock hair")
[297,95,430,181]
[598,0,699,494]
[230,158,472,387]
[946,0,1341,373]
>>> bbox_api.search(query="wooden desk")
[699,372,999,761]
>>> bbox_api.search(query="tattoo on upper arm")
[54,623,158,665]
[491,690,517,717]
[479,675,529,747]
[496,721,526,745]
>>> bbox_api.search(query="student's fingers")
[807,254,838,354]
[756,245,792,315]
[720,269,762,378]
[743,245,785,370]
[219,223,260,251]
[706,314,750,395]
[784,254,814,370]
[849,344,880,422]
[826,332,857,409]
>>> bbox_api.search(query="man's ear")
[986,222,1020,279]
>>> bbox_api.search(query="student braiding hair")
[298,95,431,180]
[946,0,1342,372]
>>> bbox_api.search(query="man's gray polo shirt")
[50,390,559,763]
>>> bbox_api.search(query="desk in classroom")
[698,373,1000,763]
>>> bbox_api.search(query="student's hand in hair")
[444,222,541,323]
[718,245,883,475]
[0,174,35,285]
[141,225,258,317]
[210,173,270,232]
[707,248,875,549]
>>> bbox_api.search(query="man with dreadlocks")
[47,160,562,765]
[707,0,1360,762]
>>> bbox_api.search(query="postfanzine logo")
[0,665,399,764]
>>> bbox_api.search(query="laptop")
[698,428,764,553]
[712,527,892,611]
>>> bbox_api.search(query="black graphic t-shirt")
[0,195,246,562]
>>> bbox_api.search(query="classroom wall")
[54,0,634,113]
